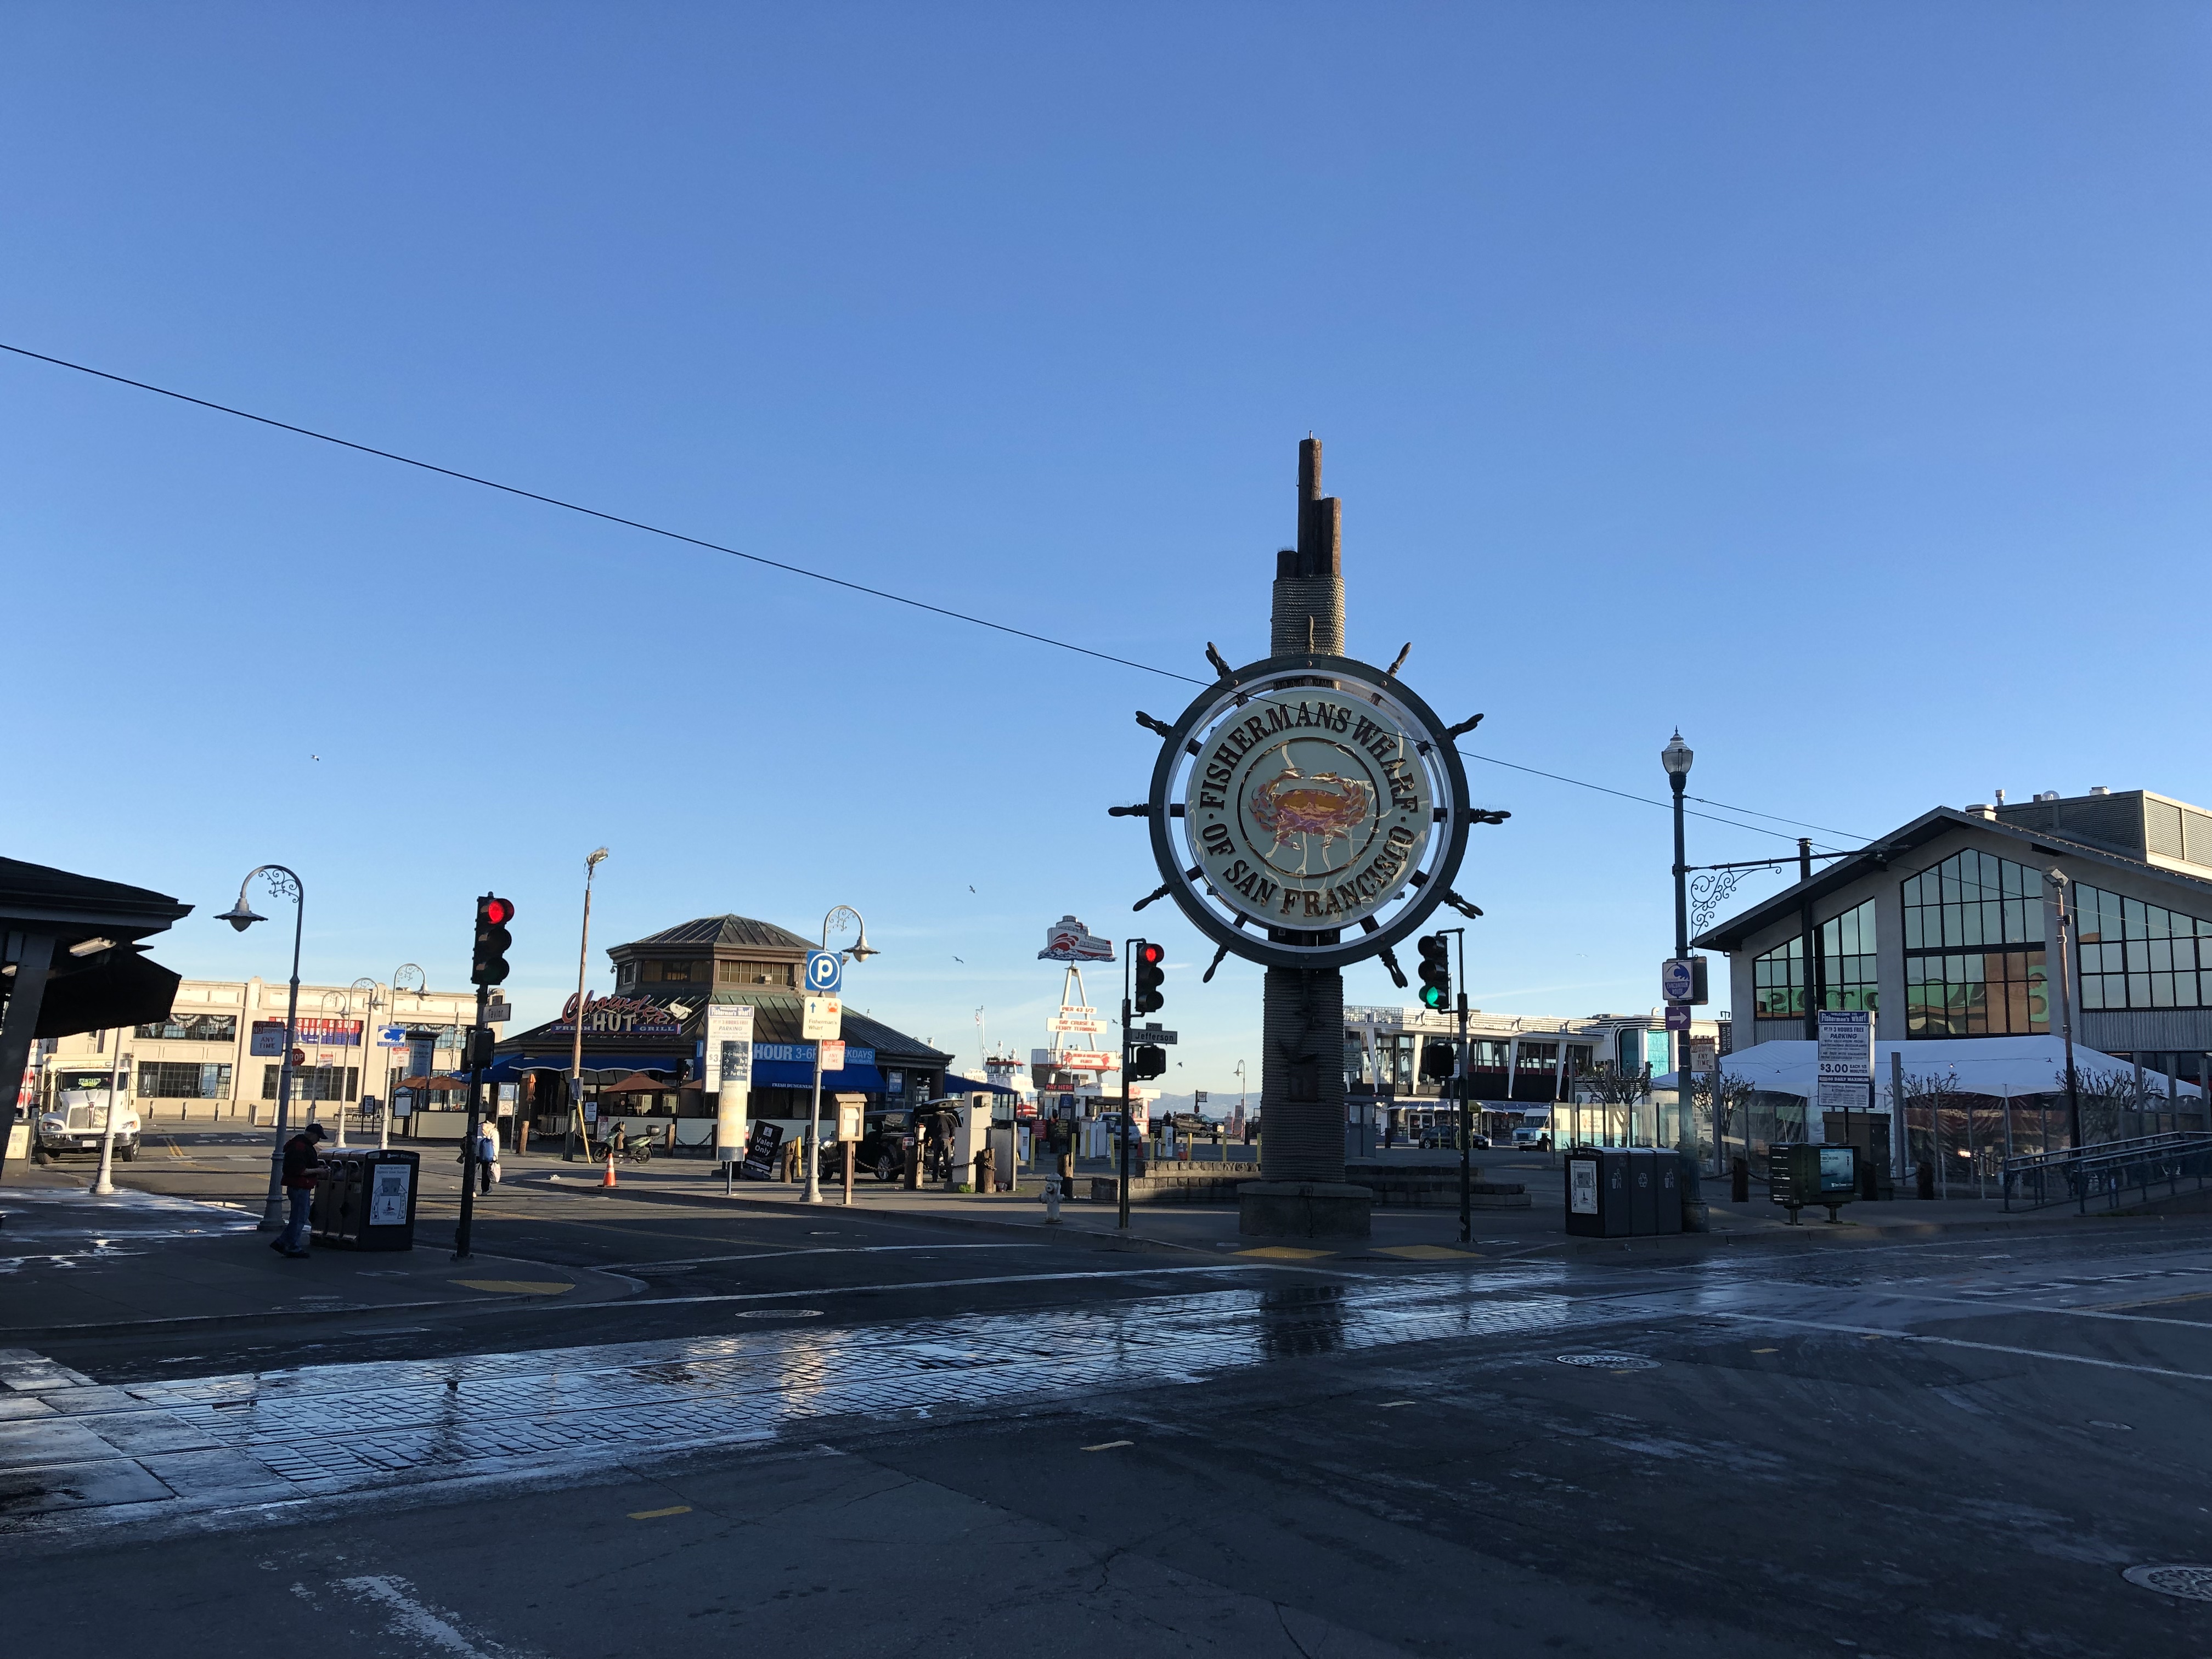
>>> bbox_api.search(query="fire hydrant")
[1042,1174,1063,1224]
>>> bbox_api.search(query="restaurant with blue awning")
[492,911,953,1146]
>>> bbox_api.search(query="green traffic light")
[1420,985,1445,1009]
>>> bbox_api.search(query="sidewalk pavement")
[0,1176,637,1338]
[490,1145,2187,1261]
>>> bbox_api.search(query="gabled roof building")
[1692,787,2212,1075]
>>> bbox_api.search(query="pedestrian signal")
[1420,1040,1457,1081]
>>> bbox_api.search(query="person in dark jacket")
[271,1122,327,1257]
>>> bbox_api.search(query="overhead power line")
[0,339,1869,852]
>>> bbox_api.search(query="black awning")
[34,951,183,1039]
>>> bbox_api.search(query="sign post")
[801,995,840,1203]
[1816,1009,1875,1168]
[706,1003,755,1195]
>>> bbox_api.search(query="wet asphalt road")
[5,1135,2211,1657]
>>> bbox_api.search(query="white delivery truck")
[37,1066,142,1161]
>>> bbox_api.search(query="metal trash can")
[311,1147,420,1250]
[1627,1147,1659,1235]
[1565,1147,1635,1237]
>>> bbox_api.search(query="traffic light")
[1420,1040,1457,1081]
[1133,939,1166,1015]
[1130,1043,1167,1081]
[1417,933,1451,1011]
[471,894,515,986]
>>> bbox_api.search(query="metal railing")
[2001,1131,2212,1214]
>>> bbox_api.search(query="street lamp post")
[1660,730,1697,1163]
[89,1039,130,1198]
[383,964,425,1150]
[568,848,610,1161]
[803,905,876,1204]
[2045,869,2084,1152]
[340,976,380,1147]
[216,865,306,1232]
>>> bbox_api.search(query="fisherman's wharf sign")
[1139,654,1476,970]
[1186,686,1431,929]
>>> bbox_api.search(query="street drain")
[1556,1353,1658,1370]
[2123,1565,2212,1602]
[732,1308,823,1319]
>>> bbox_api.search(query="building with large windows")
[1697,787,2212,1073]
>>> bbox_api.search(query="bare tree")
[2061,1065,2146,1146]
[1572,1063,1650,1147]
[1889,1068,1961,1193]
[1687,1066,1760,1171]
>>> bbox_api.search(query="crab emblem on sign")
[1248,765,1373,859]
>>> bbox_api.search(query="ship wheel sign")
[1118,650,1503,974]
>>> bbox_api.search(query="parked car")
[1420,1128,1489,1150]
[813,1109,920,1182]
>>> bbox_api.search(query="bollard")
[1043,1174,1063,1224]
[1729,1155,1749,1204]
[975,1147,994,1195]
[1916,1158,1936,1201]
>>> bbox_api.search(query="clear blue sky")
[5,3,2207,1090]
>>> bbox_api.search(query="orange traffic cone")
[601,1149,618,1189]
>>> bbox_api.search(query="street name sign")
[1132,1025,1179,1044]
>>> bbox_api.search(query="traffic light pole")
[453,979,489,1261]
[1457,988,1471,1245]
[1118,950,1132,1232]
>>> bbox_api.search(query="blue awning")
[752,1060,885,1092]
[500,1054,687,1075]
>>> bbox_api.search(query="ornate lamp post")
[803,905,876,1204]
[382,964,426,1150]
[215,865,306,1232]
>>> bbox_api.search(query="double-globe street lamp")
[803,904,877,1205]
[382,963,427,1150]
[1661,731,1696,1160]
[215,864,306,1232]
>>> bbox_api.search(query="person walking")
[476,1120,500,1193]
[270,1122,327,1258]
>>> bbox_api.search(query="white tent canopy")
[1655,1036,2204,1101]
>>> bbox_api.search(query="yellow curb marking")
[1082,1440,1133,1452]
[1376,1244,1481,1260]
[1236,1246,1333,1260]
[451,1279,574,1295]
[628,1505,692,1520]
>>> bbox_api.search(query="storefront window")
[133,1014,237,1041]
[262,1065,359,1101]
[718,959,796,986]
[137,1062,231,1098]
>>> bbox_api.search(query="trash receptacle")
[1565,1147,1634,1237]
[1627,1147,1659,1235]
[1650,1148,1683,1235]
[312,1147,420,1250]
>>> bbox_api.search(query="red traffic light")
[480,896,515,926]
[1136,941,1165,966]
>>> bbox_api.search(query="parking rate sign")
[1815,1009,1874,1113]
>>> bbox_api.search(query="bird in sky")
[952,956,964,963]
[968,885,976,893]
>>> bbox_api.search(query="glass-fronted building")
[1697,787,2212,1077]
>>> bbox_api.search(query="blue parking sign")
[805,950,842,994]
